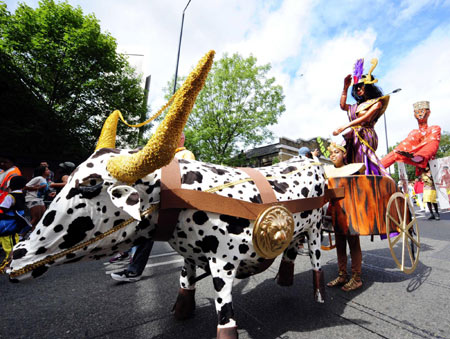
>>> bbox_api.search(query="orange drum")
[327,175,398,236]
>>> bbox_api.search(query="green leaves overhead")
[169,53,285,165]
[0,0,146,160]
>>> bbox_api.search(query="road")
[1,210,449,338]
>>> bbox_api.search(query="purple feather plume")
[353,58,364,84]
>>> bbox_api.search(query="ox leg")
[209,259,238,339]
[173,260,196,320]
[307,222,325,303]
[277,237,302,286]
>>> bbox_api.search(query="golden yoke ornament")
[252,205,295,259]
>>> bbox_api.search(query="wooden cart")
[323,175,420,274]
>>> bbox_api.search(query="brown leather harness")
[154,158,344,242]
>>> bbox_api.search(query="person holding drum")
[329,58,390,291]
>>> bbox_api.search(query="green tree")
[165,53,285,164]
[437,131,450,158]
[0,0,146,159]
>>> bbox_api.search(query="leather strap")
[239,167,277,203]
[161,187,343,220]
[154,158,182,241]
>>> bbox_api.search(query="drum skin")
[328,175,397,236]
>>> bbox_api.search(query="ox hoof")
[277,260,294,286]
[217,326,238,339]
[313,270,325,303]
[172,288,196,320]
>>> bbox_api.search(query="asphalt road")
[1,209,450,339]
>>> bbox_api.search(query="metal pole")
[173,0,192,95]
[382,88,402,174]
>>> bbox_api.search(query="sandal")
[327,272,348,287]
[341,275,362,292]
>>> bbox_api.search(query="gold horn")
[95,110,120,150]
[106,50,215,184]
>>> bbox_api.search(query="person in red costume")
[381,101,441,174]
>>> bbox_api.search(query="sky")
[4,0,450,158]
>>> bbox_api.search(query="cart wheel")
[385,192,420,274]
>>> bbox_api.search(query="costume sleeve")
[415,126,441,160]
[0,194,14,209]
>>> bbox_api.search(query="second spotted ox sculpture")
[9,51,329,338]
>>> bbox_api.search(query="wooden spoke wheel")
[385,192,420,274]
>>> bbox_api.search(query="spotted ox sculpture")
[8,51,326,338]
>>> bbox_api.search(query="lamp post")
[173,0,192,95]
[383,88,402,174]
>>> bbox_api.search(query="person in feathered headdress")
[333,58,389,176]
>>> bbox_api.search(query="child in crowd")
[0,176,30,270]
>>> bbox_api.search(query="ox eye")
[80,177,104,188]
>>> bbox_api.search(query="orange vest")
[0,167,21,192]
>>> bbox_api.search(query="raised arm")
[340,74,352,111]
[333,101,382,136]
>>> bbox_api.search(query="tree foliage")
[0,0,146,161]
[165,53,285,165]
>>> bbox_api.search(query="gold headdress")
[353,58,379,85]
[327,142,346,153]
[413,101,430,110]
[96,50,215,184]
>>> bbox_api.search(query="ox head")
[8,51,215,281]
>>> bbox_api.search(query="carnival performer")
[422,167,440,220]
[325,142,364,292]
[333,58,389,177]
[381,101,441,175]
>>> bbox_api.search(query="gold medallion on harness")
[252,205,295,259]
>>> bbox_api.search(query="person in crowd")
[25,166,50,229]
[0,155,21,193]
[39,161,56,205]
[436,165,450,203]
[50,161,76,194]
[0,176,29,271]
[414,177,424,210]
[422,167,440,220]
[111,133,194,282]
[381,101,441,175]
[39,161,54,182]
[329,58,390,291]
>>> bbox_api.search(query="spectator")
[0,155,21,193]
[50,162,76,194]
[414,178,424,210]
[422,167,440,220]
[0,176,29,271]
[25,166,50,229]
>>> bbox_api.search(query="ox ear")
[107,185,142,221]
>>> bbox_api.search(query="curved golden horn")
[364,58,378,85]
[107,50,215,184]
[95,110,120,150]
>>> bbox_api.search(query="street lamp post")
[383,88,402,174]
[173,0,192,95]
